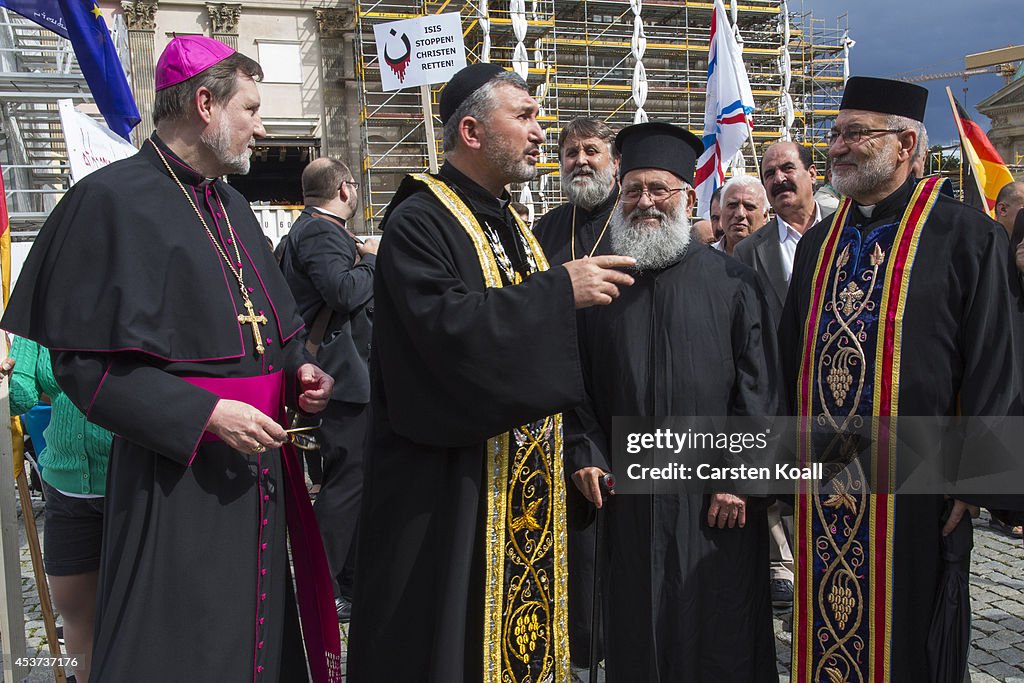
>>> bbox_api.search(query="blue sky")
[806,0,1020,144]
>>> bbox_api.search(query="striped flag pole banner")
[694,0,756,219]
[946,86,1014,217]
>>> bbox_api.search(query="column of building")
[315,8,361,196]
[207,3,241,50]
[121,0,158,145]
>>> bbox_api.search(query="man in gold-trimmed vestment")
[779,76,1017,683]
[346,63,635,683]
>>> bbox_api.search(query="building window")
[257,41,302,84]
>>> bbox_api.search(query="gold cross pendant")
[237,297,268,354]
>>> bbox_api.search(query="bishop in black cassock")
[2,39,339,682]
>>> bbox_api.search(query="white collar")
[312,206,344,220]
[777,203,821,242]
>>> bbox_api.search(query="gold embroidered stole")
[409,173,570,683]
[793,177,947,683]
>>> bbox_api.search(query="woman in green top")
[8,336,112,683]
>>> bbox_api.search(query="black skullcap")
[615,121,703,185]
[840,76,928,122]
[439,63,506,125]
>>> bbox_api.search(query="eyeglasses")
[285,420,322,451]
[621,186,685,203]
[343,180,359,191]
[827,127,905,145]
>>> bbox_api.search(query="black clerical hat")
[615,121,704,185]
[840,76,928,122]
[439,63,506,125]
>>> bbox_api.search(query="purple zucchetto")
[155,36,236,91]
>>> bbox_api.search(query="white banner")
[374,13,468,91]
[58,99,137,184]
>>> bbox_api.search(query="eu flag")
[0,0,140,140]
[0,1,69,38]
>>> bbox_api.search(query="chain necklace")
[570,193,619,260]
[150,140,267,354]
[482,220,524,285]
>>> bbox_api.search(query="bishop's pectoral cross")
[238,297,268,354]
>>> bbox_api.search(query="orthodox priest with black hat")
[569,120,780,682]
[2,37,342,681]
[346,64,635,683]
[779,77,1017,683]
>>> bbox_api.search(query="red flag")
[946,87,1014,216]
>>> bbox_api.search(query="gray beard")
[609,203,692,272]
[200,116,253,176]
[831,144,897,200]
[561,165,615,211]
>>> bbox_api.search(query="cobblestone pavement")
[5,498,1022,682]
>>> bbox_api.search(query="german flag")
[946,86,1014,216]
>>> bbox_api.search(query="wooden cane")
[16,469,67,683]
[589,473,615,683]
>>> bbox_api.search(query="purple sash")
[183,372,343,682]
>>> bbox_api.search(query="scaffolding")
[788,6,849,168]
[0,9,93,237]
[355,1,850,228]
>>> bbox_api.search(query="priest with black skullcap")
[346,63,635,682]
[569,120,780,682]
[779,77,1018,682]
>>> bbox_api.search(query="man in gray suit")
[733,140,826,609]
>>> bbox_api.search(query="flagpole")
[745,122,761,179]
[945,86,986,209]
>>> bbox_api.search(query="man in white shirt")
[733,140,827,610]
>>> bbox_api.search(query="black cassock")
[778,177,1018,682]
[533,187,618,265]
[347,163,583,683]
[569,244,779,682]
[532,188,620,667]
[2,136,329,681]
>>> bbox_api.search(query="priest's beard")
[201,116,254,176]
[485,131,538,184]
[609,202,692,272]
[561,164,615,211]
[831,143,898,200]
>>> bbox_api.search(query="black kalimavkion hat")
[839,76,929,122]
[615,121,704,185]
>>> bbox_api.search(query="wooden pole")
[421,83,439,174]
[945,86,987,210]
[746,121,761,180]
[16,471,66,683]
[0,317,27,683]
